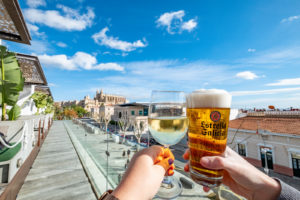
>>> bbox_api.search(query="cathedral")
[59,89,127,116]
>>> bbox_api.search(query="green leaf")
[0,45,24,106]
[7,104,21,120]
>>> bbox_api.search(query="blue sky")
[4,0,300,108]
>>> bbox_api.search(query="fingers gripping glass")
[148,91,187,199]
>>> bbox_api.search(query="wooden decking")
[17,121,96,200]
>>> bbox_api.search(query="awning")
[16,53,47,85]
[0,0,31,44]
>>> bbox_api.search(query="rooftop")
[0,0,31,44]
[17,53,48,85]
[229,116,300,136]
[117,102,149,107]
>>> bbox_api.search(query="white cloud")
[156,10,197,34]
[181,19,197,32]
[248,48,256,52]
[27,40,50,53]
[231,87,300,96]
[38,52,124,71]
[27,23,45,37]
[236,71,258,80]
[94,63,124,71]
[39,54,75,70]
[56,42,67,48]
[92,27,147,52]
[26,0,46,8]
[156,10,185,33]
[93,60,231,101]
[266,78,300,86]
[237,47,300,65]
[103,51,111,55]
[281,15,300,23]
[232,96,300,108]
[24,5,95,31]
[48,83,58,87]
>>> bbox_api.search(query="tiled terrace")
[17,121,96,200]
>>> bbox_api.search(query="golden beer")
[186,89,231,187]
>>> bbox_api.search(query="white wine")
[148,116,188,146]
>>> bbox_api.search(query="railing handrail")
[0,122,27,149]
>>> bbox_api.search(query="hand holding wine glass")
[148,90,188,199]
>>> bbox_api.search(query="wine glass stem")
[162,145,172,185]
[163,176,172,184]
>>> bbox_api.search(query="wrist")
[267,178,281,199]
[256,176,281,200]
[112,180,143,200]
[111,184,132,200]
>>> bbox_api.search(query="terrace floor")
[15,120,244,200]
[17,121,96,200]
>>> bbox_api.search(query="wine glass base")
[155,176,183,199]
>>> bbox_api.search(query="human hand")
[112,146,175,200]
[183,146,281,200]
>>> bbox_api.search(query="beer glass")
[148,91,188,199]
[186,89,231,188]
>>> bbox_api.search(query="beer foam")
[186,89,231,108]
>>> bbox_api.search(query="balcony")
[0,119,244,200]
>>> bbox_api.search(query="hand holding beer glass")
[186,89,231,188]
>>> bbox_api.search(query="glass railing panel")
[64,119,245,200]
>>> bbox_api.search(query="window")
[292,153,300,178]
[238,143,246,156]
[260,147,273,169]
[139,110,143,116]
[131,111,135,115]
[144,108,148,116]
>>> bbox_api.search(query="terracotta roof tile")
[229,117,300,135]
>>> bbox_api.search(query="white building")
[99,104,114,121]
[16,53,51,116]
[228,115,300,178]
[112,103,149,133]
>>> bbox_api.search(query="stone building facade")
[112,103,149,133]
[228,115,300,179]
[59,89,126,118]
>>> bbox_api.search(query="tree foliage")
[63,108,78,119]
[31,92,54,114]
[54,105,88,120]
[71,105,88,118]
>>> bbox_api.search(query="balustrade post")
[37,120,41,146]
[48,118,50,134]
[42,120,45,140]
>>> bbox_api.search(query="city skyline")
[4,0,300,108]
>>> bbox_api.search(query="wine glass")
[148,90,188,199]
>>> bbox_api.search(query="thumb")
[156,157,174,171]
[200,156,227,170]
